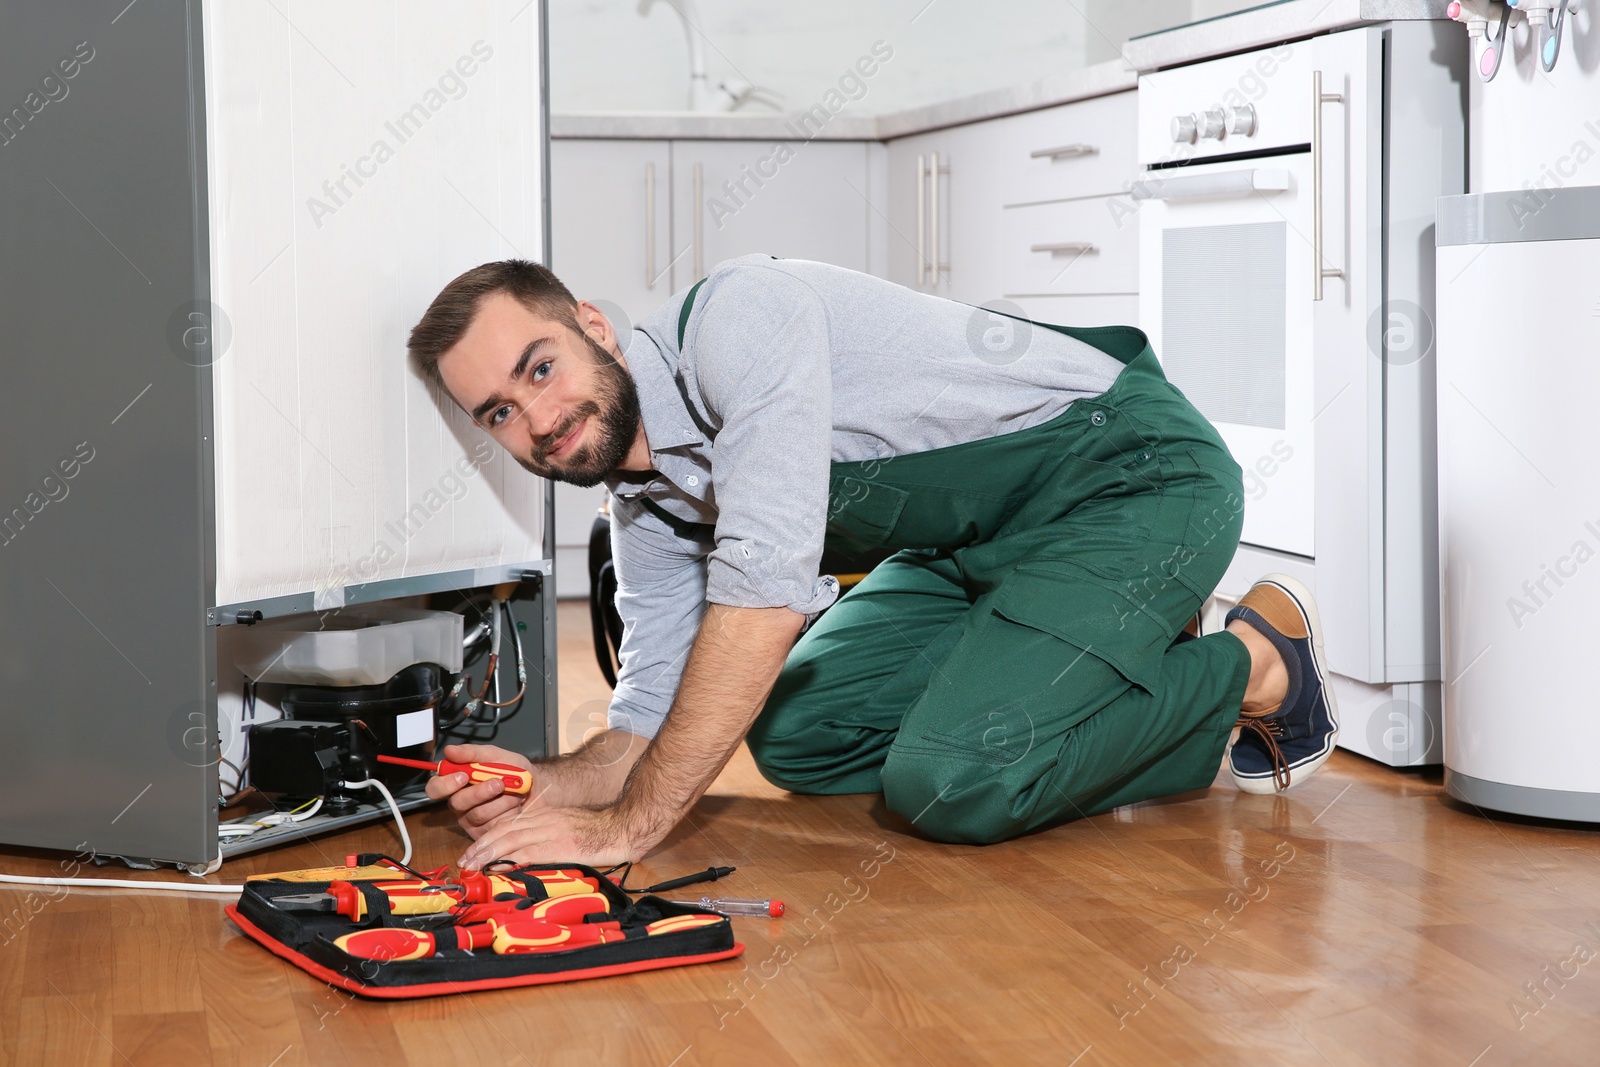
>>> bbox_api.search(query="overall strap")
[669,278,719,442]
[627,279,719,541]
[677,278,706,348]
[637,497,716,540]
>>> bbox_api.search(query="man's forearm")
[611,603,804,858]
[531,729,648,808]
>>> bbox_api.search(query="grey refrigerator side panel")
[1381,19,1464,681]
[540,0,560,762]
[0,2,216,862]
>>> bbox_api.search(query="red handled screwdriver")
[335,912,718,961]
[375,753,533,795]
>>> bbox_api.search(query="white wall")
[1468,5,1600,193]
[551,0,1257,115]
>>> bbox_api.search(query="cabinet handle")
[1029,143,1098,160]
[693,162,704,281]
[1312,70,1346,301]
[644,162,656,289]
[915,153,951,288]
[930,150,940,288]
[916,154,927,287]
[1031,242,1097,256]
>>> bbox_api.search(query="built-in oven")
[1136,23,1465,767]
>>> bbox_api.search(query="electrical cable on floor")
[0,782,414,894]
[0,872,243,895]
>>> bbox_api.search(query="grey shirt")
[602,255,1124,739]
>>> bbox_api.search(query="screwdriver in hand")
[375,753,533,795]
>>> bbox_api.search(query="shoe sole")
[1230,573,1341,794]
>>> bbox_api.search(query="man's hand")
[456,804,631,870]
[429,731,651,841]
[425,744,539,840]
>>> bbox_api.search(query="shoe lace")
[1235,717,1291,791]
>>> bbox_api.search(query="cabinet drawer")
[1002,196,1138,296]
[1001,91,1137,205]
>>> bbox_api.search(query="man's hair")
[407,259,579,394]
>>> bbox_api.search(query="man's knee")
[744,697,810,791]
[879,747,1025,845]
[746,691,889,796]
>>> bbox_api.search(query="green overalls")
[677,287,1253,845]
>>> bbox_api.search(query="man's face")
[437,293,641,488]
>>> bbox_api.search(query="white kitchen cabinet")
[550,137,873,596]
[1001,92,1138,205]
[549,139,673,599]
[1001,196,1140,296]
[885,120,1007,305]
[550,139,673,335]
[669,140,871,283]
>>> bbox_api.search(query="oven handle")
[1133,168,1290,202]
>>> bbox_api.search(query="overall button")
[1089,410,1107,427]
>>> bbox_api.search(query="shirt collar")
[619,329,704,453]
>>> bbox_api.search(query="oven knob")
[1227,104,1258,137]
[1199,107,1226,140]
[1171,113,1198,144]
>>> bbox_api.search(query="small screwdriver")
[691,897,785,917]
[376,754,533,795]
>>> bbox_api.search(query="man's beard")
[517,335,641,488]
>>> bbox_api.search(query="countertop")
[551,0,1453,143]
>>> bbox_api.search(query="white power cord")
[340,778,412,865]
[0,779,414,895]
[0,871,242,895]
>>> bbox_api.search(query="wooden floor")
[3,602,1600,1065]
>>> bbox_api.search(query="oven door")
[1138,154,1315,558]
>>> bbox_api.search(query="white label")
[395,709,433,749]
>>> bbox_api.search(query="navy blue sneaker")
[1225,574,1340,794]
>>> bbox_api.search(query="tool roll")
[226,856,744,998]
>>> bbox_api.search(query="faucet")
[637,0,715,111]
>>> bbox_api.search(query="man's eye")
[489,405,512,427]
[533,360,552,381]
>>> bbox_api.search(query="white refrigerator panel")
[1438,236,1600,794]
[203,0,546,606]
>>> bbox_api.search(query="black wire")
[599,862,634,891]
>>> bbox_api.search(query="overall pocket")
[990,560,1173,693]
[825,475,909,550]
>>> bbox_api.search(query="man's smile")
[546,417,586,461]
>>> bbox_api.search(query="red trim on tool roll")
[225,905,745,999]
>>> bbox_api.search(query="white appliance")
[1436,187,1600,821]
[1137,23,1465,766]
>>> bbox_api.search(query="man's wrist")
[608,790,676,863]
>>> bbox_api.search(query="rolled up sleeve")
[606,499,710,739]
[691,267,838,617]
